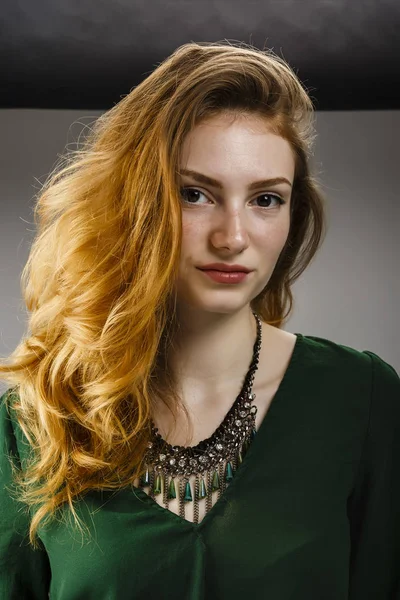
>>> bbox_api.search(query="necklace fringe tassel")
[139,427,257,524]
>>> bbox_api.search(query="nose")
[210,210,250,252]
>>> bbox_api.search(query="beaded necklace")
[137,311,262,523]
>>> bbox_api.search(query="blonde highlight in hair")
[0,40,327,549]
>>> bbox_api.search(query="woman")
[0,41,399,599]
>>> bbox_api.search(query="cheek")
[180,221,202,271]
[182,216,203,235]
[181,219,204,252]
[256,220,291,250]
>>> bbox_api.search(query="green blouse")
[1,333,400,599]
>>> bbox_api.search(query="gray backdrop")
[0,109,399,395]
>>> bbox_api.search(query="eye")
[179,187,286,209]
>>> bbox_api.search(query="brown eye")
[255,193,285,208]
[180,188,205,204]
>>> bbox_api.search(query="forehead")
[180,118,295,183]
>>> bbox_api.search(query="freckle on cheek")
[182,223,202,235]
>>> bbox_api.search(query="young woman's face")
[175,113,295,315]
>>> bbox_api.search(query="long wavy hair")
[0,40,328,549]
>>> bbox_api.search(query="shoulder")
[0,387,22,473]
[0,387,18,428]
[0,386,20,434]
[297,332,400,411]
[299,332,398,373]
[0,386,20,420]
[0,386,30,467]
[265,325,399,392]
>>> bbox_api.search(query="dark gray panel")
[1,0,399,110]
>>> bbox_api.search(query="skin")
[162,112,296,432]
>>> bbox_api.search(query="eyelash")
[179,187,286,209]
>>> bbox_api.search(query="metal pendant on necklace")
[138,391,258,523]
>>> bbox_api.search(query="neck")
[167,307,258,398]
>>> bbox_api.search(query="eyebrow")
[178,168,292,190]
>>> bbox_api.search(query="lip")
[197,263,252,273]
[199,270,250,284]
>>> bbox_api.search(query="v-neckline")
[130,332,305,530]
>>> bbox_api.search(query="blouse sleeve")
[348,351,400,599]
[0,390,51,599]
